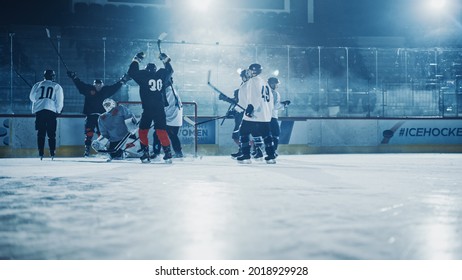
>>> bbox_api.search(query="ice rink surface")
[1,153,461,260]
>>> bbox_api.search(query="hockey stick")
[13,68,32,88]
[45,28,70,72]
[207,70,245,110]
[157,32,168,53]
[194,115,231,126]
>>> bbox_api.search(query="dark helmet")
[145,63,157,72]
[268,77,279,85]
[93,79,103,84]
[248,63,262,75]
[43,70,55,80]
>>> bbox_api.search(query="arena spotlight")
[190,0,211,12]
[428,0,446,11]
[272,69,280,76]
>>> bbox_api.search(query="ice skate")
[236,154,251,164]
[253,147,264,161]
[162,146,173,164]
[231,150,242,159]
[139,145,150,163]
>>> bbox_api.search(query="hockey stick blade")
[45,28,51,38]
[157,32,167,53]
[207,70,211,85]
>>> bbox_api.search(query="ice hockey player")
[96,98,137,161]
[236,63,276,164]
[127,51,174,163]
[67,70,130,157]
[151,74,184,160]
[267,77,291,157]
[218,69,248,159]
[29,69,64,160]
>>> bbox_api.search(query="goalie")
[92,98,138,161]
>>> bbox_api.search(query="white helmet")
[102,98,116,112]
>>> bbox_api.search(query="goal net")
[118,101,198,157]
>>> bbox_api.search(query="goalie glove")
[245,104,254,118]
[124,117,138,134]
[159,53,171,64]
[133,52,145,63]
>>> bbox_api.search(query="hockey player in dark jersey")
[218,69,248,159]
[67,71,130,157]
[128,52,174,163]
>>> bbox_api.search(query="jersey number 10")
[39,86,54,99]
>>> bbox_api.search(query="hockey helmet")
[93,79,103,85]
[240,69,251,81]
[145,63,157,72]
[43,69,56,81]
[102,98,117,112]
[268,77,280,89]
[248,63,262,76]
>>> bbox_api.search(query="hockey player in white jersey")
[29,69,64,160]
[236,63,276,164]
[96,98,138,161]
[268,77,291,157]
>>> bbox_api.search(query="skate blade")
[265,159,276,164]
[237,159,251,164]
[164,159,173,164]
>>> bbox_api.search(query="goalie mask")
[102,98,117,112]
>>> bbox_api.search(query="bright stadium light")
[428,0,446,11]
[190,0,211,12]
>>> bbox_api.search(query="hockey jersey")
[29,80,64,114]
[238,75,274,122]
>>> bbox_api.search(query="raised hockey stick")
[45,28,70,72]
[13,68,32,88]
[157,32,168,53]
[207,70,245,110]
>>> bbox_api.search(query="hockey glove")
[226,110,236,118]
[133,52,145,63]
[281,100,291,106]
[245,104,254,118]
[67,71,77,79]
[120,73,131,84]
[159,53,171,64]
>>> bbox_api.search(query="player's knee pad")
[155,129,171,147]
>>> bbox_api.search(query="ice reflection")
[420,191,459,259]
